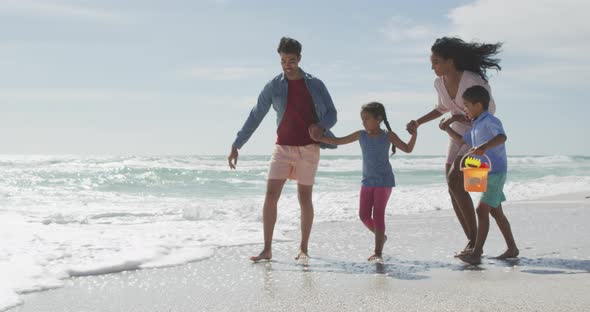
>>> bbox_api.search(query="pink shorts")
[268,144,320,185]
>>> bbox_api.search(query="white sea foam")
[0,154,588,311]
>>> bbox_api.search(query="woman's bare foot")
[368,254,383,262]
[250,250,272,262]
[295,250,309,261]
[458,252,482,265]
[454,241,475,257]
[495,248,519,259]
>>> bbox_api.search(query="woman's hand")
[406,120,418,134]
[439,118,452,131]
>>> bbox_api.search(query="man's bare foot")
[250,250,272,262]
[368,254,383,262]
[458,252,482,265]
[295,250,309,261]
[495,248,519,259]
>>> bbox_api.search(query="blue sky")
[0,0,588,155]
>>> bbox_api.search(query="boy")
[440,85,518,265]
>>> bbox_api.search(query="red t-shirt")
[276,79,317,146]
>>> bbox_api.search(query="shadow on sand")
[257,255,590,280]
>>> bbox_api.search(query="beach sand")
[10,193,590,312]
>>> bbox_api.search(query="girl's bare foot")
[495,248,519,259]
[368,254,383,262]
[250,250,272,262]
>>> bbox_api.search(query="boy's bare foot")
[458,252,482,265]
[294,250,309,261]
[368,254,383,262]
[250,250,272,262]
[495,248,519,259]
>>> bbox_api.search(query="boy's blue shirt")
[233,69,337,149]
[462,111,508,174]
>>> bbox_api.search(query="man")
[228,37,337,262]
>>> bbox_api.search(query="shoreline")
[8,191,590,312]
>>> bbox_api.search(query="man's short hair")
[277,37,302,55]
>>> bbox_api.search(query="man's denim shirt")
[233,69,338,149]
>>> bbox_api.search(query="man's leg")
[296,183,313,259]
[490,204,519,259]
[447,157,477,250]
[250,178,286,262]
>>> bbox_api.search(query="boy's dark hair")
[277,37,302,55]
[462,85,490,110]
[361,102,396,155]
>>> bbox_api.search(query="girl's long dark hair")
[361,102,396,155]
[431,37,502,81]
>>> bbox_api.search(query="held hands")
[228,145,239,169]
[308,123,324,142]
[406,120,418,134]
[439,118,452,131]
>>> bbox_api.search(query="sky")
[0,0,588,156]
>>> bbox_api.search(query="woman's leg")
[447,156,477,250]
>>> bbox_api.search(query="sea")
[1,154,589,310]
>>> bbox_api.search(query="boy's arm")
[439,114,471,130]
[471,134,507,155]
[315,131,361,145]
[388,130,417,153]
[441,119,465,144]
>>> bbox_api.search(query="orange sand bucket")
[460,153,492,192]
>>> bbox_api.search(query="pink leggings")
[359,186,392,232]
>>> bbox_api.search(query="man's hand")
[228,145,239,169]
[309,124,324,141]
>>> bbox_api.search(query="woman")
[406,37,502,256]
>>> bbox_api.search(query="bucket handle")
[460,152,492,171]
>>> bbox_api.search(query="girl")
[312,102,417,261]
[406,37,502,257]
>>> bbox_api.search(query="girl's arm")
[316,131,361,146]
[388,131,417,153]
